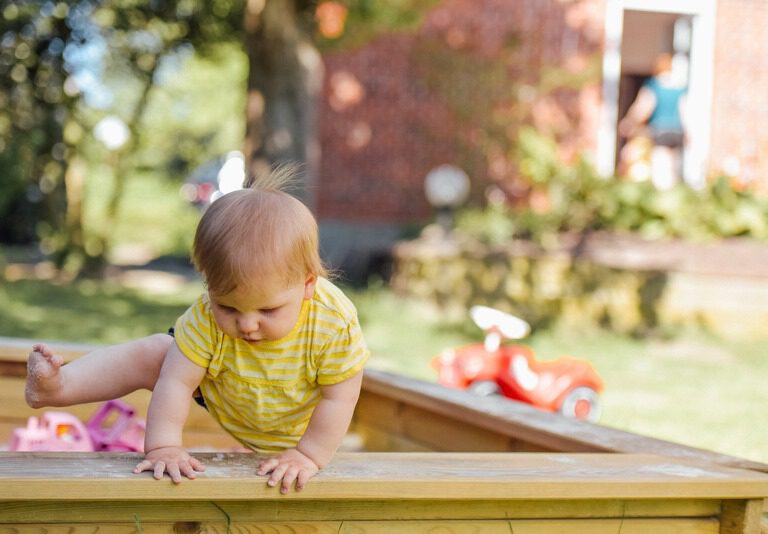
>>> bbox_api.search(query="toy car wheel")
[468,380,501,397]
[559,386,601,422]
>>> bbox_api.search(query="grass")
[3,273,767,464]
[81,169,201,260]
[352,286,768,464]
[0,276,202,344]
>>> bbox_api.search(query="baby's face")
[209,275,317,343]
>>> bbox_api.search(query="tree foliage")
[0,0,242,272]
[0,1,75,245]
[0,0,435,271]
[458,128,768,246]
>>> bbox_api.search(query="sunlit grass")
[351,287,768,464]
[84,171,201,260]
[524,326,768,462]
[0,277,202,344]
[349,283,476,380]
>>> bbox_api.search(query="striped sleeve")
[315,316,369,386]
[174,295,215,369]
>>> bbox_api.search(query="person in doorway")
[619,53,688,190]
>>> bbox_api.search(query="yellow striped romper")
[173,277,369,451]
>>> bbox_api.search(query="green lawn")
[85,171,201,260]
[2,274,767,464]
[353,286,768,464]
[0,276,201,344]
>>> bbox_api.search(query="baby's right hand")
[133,446,205,483]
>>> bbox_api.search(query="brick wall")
[710,0,768,190]
[316,0,606,223]
[317,34,461,222]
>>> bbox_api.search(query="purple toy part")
[9,411,94,452]
[85,399,146,452]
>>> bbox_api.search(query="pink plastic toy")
[10,411,94,452]
[85,399,145,452]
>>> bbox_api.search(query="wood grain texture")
[1,452,768,501]
[0,453,766,532]
[0,499,723,523]
[719,499,765,534]
[358,370,768,474]
[0,337,91,365]
[0,520,723,534]
[336,519,720,534]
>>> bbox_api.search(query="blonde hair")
[192,164,327,295]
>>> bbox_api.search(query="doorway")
[598,0,716,188]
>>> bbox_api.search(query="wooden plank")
[0,499,723,522]
[0,523,339,533]
[1,452,767,502]
[338,519,719,534]
[0,501,226,523]
[335,521,516,533]
[354,393,522,452]
[1,526,144,533]
[216,499,723,522]
[359,369,768,473]
[352,422,433,453]
[0,519,721,534]
[504,519,719,534]
[719,499,765,534]
[0,337,92,367]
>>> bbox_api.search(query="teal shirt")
[646,77,686,132]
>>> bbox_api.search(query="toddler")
[25,167,369,493]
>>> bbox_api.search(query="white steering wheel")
[469,305,530,340]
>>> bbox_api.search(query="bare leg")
[651,146,676,190]
[671,147,682,184]
[25,334,173,408]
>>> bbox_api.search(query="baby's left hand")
[257,448,319,493]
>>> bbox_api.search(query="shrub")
[457,128,768,245]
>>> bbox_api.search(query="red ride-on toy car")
[432,306,604,422]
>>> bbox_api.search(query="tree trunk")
[243,0,322,208]
[62,154,87,261]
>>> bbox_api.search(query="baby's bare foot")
[25,344,65,408]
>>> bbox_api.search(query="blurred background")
[1,0,767,462]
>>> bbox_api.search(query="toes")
[27,346,63,373]
[40,348,64,367]
[32,344,53,358]
[25,345,65,408]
